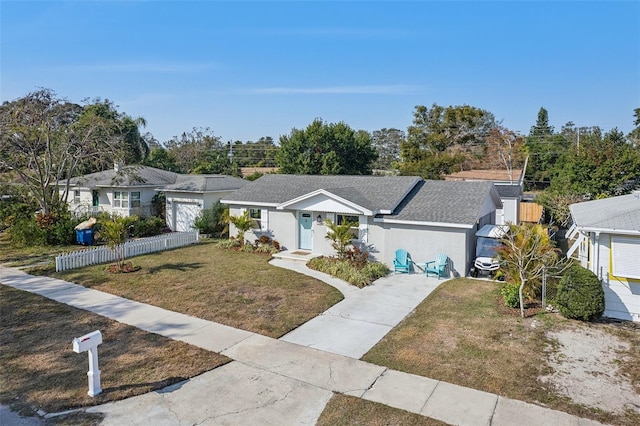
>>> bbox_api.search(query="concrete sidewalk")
[0,265,603,425]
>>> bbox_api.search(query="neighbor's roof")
[444,169,523,184]
[222,174,422,213]
[384,180,501,225]
[570,192,640,232]
[64,166,180,188]
[162,175,247,193]
[495,184,522,198]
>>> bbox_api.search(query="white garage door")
[174,202,201,232]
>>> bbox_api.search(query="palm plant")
[100,215,137,272]
[324,219,357,259]
[229,210,255,246]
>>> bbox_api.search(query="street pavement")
[0,263,604,425]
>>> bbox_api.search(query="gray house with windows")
[221,174,502,276]
[59,164,245,231]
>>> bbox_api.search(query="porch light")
[316,215,322,224]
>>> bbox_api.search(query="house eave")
[575,226,640,236]
[374,217,474,229]
[220,200,279,208]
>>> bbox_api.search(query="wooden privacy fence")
[55,231,200,272]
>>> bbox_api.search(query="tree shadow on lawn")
[146,262,205,275]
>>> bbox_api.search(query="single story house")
[567,192,640,322]
[59,164,245,231]
[163,175,246,232]
[221,174,502,276]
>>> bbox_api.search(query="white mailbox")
[72,330,103,397]
[72,330,102,353]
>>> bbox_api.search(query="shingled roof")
[224,174,501,226]
[64,165,180,188]
[222,174,422,213]
[383,180,500,225]
[570,192,640,232]
[163,175,246,192]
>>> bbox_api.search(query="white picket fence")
[55,231,200,272]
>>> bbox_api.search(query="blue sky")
[1,1,639,144]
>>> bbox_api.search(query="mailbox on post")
[72,330,103,397]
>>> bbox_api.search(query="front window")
[336,214,359,239]
[73,190,80,203]
[131,191,141,208]
[114,191,129,208]
[249,208,261,228]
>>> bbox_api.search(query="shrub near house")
[555,263,605,321]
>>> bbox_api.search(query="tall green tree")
[0,89,134,214]
[164,127,224,173]
[276,119,377,175]
[628,107,640,147]
[398,104,496,179]
[371,128,405,171]
[143,146,180,172]
[524,107,570,190]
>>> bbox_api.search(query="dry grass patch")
[49,239,343,338]
[0,285,229,416]
[317,394,446,426]
[362,278,640,426]
[0,232,76,268]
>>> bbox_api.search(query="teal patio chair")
[425,253,448,279]
[393,249,411,273]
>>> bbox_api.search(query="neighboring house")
[61,164,180,218]
[163,175,246,232]
[221,174,502,276]
[60,164,245,232]
[567,192,640,322]
[444,168,543,224]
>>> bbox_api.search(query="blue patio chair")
[425,253,448,279]
[393,249,411,273]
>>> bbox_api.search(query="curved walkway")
[0,264,603,426]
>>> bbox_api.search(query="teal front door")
[299,213,313,250]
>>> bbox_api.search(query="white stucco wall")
[497,198,519,225]
[373,222,474,277]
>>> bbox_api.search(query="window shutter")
[260,209,269,231]
[611,236,640,279]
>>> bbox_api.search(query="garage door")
[174,202,201,232]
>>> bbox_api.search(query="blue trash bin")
[76,228,94,246]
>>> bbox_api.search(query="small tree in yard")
[324,219,357,259]
[100,215,136,272]
[496,223,567,317]
[555,263,605,321]
[229,210,255,246]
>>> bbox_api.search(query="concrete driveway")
[274,259,443,358]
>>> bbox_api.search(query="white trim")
[220,200,278,208]
[566,232,586,259]
[374,217,474,229]
[277,189,374,215]
[575,226,640,236]
[164,189,238,195]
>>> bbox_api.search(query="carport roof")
[222,174,422,213]
[163,175,247,193]
[382,180,500,225]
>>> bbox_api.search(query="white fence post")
[55,231,199,272]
